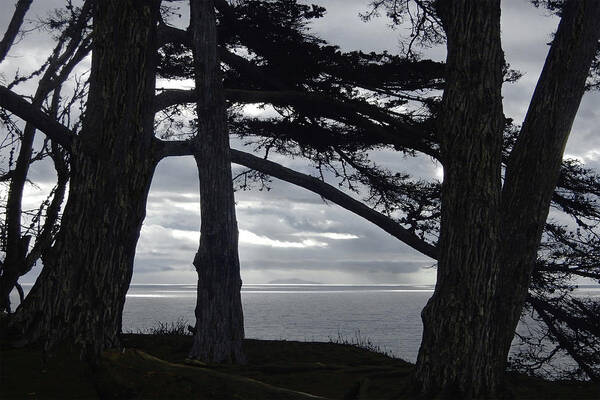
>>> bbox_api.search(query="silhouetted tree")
[337,0,600,395]
[2,0,161,358]
[188,0,245,363]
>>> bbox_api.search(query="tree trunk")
[188,0,245,363]
[414,0,505,397]
[415,0,600,396]
[10,0,160,358]
[492,0,600,376]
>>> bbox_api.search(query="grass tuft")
[329,330,396,358]
[140,318,191,336]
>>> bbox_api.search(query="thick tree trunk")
[415,0,600,396]
[10,0,160,358]
[414,0,505,397]
[492,0,600,376]
[188,0,245,363]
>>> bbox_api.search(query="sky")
[2,0,599,285]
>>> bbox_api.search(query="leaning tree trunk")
[0,0,33,64]
[10,0,160,358]
[491,0,600,377]
[188,0,245,363]
[414,0,505,397]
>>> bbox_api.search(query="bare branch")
[0,86,74,151]
[0,0,34,64]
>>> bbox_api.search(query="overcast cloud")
[2,0,598,284]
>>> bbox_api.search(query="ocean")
[124,284,432,361]
[11,284,600,364]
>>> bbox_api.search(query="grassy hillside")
[1,332,598,399]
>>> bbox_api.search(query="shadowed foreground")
[1,333,598,399]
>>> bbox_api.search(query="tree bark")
[492,0,600,377]
[188,0,245,363]
[414,0,600,396]
[10,0,160,358]
[414,0,505,397]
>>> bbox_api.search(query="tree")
[188,0,245,363]
[221,0,600,392]
[1,0,443,362]
[490,0,600,389]
[3,0,162,358]
[408,0,600,396]
[0,0,248,363]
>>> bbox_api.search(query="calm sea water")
[124,284,432,361]
[122,283,600,363]
[12,284,600,364]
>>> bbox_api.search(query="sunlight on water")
[240,289,434,294]
[126,294,186,298]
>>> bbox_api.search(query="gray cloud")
[242,259,430,274]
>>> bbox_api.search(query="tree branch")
[0,86,74,151]
[0,0,33,64]
[157,22,189,48]
[158,139,439,259]
[157,24,295,90]
[219,49,288,90]
[529,295,599,381]
[538,265,599,280]
[154,88,438,158]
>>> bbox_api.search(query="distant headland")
[267,278,322,285]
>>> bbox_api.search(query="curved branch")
[231,149,439,259]
[158,139,439,260]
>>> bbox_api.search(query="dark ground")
[1,332,598,399]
